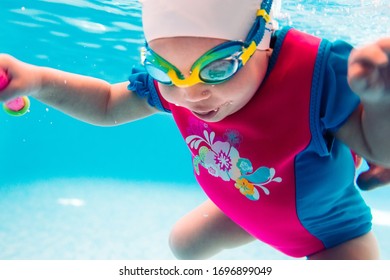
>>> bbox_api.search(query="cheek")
[158,84,181,104]
[219,64,262,99]
[241,58,266,90]
[214,59,265,112]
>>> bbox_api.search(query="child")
[0,0,389,259]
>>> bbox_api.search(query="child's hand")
[0,54,42,102]
[357,162,390,191]
[348,38,390,102]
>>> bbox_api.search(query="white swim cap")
[139,0,276,50]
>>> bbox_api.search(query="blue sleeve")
[311,39,360,156]
[127,67,171,113]
[320,40,360,133]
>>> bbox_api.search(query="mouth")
[192,108,219,119]
[191,101,232,120]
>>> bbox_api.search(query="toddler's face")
[149,37,270,122]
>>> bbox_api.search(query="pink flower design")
[204,141,240,181]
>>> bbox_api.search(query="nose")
[182,86,211,102]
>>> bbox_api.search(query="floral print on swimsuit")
[186,127,282,201]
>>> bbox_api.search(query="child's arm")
[0,54,158,125]
[336,38,390,167]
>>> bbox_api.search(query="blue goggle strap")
[245,0,273,45]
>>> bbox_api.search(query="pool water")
[0,0,390,260]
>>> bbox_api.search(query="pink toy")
[0,69,30,116]
[0,69,8,90]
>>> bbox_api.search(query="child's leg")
[169,200,255,260]
[307,231,379,260]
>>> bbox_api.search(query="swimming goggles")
[141,40,257,87]
[141,7,272,88]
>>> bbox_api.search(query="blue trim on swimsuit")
[128,67,171,113]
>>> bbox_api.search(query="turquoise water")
[0,0,390,259]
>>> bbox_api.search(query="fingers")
[348,38,390,96]
[0,54,16,100]
[0,54,38,102]
[376,37,390,52]
[350,38,390,67]
[0,54,15,75]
